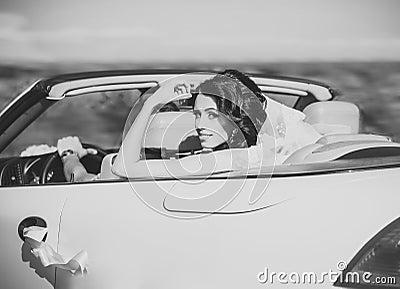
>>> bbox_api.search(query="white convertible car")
[0,70,400,289]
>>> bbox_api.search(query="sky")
[0,0,399,63]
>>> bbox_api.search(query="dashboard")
[0,144,110,186]
[0,153,66,186]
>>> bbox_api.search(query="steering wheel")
[40,143,108,184]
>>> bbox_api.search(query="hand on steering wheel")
[57,136,97,159]
[42,140,107,184]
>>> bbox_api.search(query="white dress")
[247,97,321,166]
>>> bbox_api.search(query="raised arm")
[112,78,192,177]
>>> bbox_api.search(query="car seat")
[99,153,119,180]
[303,101,360,135]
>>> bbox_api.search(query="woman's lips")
[199,132,213,140]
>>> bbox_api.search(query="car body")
[1,70,400,289]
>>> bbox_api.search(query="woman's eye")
[193,112,200,119]
[208,112,218,119]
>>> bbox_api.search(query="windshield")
[2,89,142,157]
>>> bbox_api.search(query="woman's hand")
[174,82,192,96]
[146,78,193,107]
[57,136,97,159]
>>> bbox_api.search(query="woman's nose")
[196,114,208,129]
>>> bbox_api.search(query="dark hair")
[151,101,179,115]
[220,69,266,106]
[193,74,267,148]
[159,102,179,112]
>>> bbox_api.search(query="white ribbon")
[23,226,88,275]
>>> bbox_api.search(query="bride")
[57,70,321,181]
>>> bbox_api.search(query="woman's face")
[193,94,235,149]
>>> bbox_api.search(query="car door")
[0,82,143,289]
[0,185,68,289]
[55,164,400,289]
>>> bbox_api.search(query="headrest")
[143,112,196,149]
[303,101,360,135]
